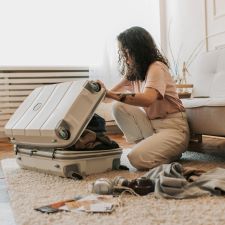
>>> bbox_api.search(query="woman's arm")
[98,63,163,107]
[97,78,132,103]
[104,64,165,107]
[110,78,132,92]
[106,87,159,107]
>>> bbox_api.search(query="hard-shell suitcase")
[5,80,122,179]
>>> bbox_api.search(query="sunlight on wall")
[0,0,160,66]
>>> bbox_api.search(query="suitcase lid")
[5,80,106,148]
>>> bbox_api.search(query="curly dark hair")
[117,26,169,81]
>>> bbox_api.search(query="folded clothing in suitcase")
[5,80,122,179]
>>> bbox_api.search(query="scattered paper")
[62,194,115,213]
[35,194,116,214]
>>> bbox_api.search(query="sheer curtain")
[89,0,161,87]
[0,0,160,86]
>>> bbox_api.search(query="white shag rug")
[2,149,225,225]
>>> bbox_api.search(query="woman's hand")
[96,80,107,91]
[95,80,113,102]
[96,80,112,97]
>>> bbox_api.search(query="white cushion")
[183,48,225,136]
[210,72,225,98]
[182,97,225,108]
[191,50,220,97]
[191,72,214,98]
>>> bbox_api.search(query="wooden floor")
[0,138,14,160]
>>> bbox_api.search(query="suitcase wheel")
[85,81,101,93]
[89,82,101,92]
[69,172,83,180]
[112,158,121,170]
[64,164,83,180]
[57,126,70,140]
[56,120,71,140]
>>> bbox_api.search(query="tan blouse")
[128,61,184,119]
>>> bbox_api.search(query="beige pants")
[112,102,190,170]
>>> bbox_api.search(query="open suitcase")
[4,80,122,179]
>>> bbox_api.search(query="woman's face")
[118,42,133,66]
[124,49,132,65]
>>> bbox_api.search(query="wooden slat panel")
[0,102,21,108]
[0,78,78,84]
[0,71,89,78]
[0,84,43,90]
[0,68,89,137]
[0,66,88,71]
[0,121,7,126]
[0,90,32,96]
[0,128,5,133]
[0,79,86,90]
[0,96,26,102]
[0,114,11,120]
[0,109,17,114]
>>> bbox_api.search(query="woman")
[98,26,190,170]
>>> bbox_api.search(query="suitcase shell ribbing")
[5,80,106,148]
[5,80,122,178]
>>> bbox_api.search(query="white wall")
[205,0,225,51]
[0,0,160,67]
[160,0,206,80]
